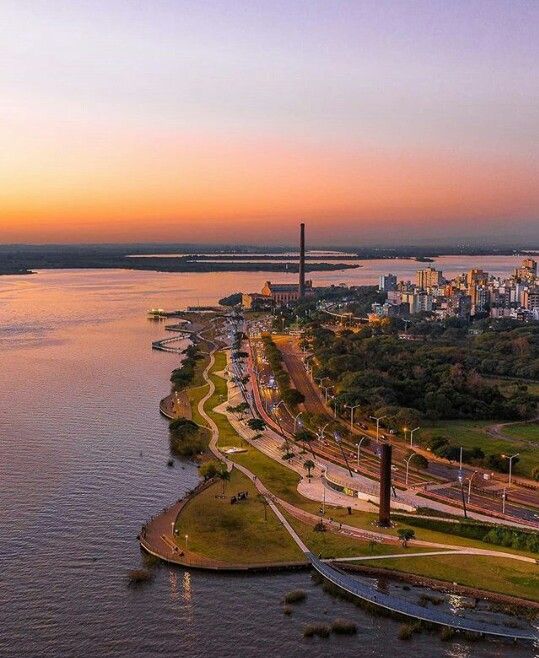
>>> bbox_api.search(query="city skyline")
[1,0,538,245]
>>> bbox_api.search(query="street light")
[369,415,388,442]
[293,411,304,433]
[334,432,353,478]
[410,427,420,447]
[457,472,468,518]
[356,436,369,467]
[317,422,331,440]
[403,427,408,444]
[185,534,189,550]
[405,453,421,486]
[467,471,477,504]
[345,403,361,432]
[318,380,334,402]
[502,453,519,485]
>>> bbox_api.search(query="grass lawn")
[187,384,209,427]
[354,553,539,603]
[503,422,539,443]
[421,420,537,477]
[283,512,435,560]
[174,468,304,565]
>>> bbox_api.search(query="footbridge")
[308,553,538,641]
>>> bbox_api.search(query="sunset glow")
[1,0,538,245]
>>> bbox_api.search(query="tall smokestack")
[299,222,305,299]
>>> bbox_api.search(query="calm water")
[0,263,536,657]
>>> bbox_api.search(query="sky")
[1,0,538,246]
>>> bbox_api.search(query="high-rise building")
[409,292,433,314]
[515,258,537,281]
[416,267,443,290]
[379,274,397,292]
[523,287,539,310]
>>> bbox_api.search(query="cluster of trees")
[261,333,305,407]
[405,321,539,380]
[170,344,203,390]
[169,418,209,457]
[483,526,539,553]
[308,324,537,422]
[427,436,485,464]
[396,515,539,554]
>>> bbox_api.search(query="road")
[248,330,539,527]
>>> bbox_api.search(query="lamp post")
[405,453,421,486]
[457,473,468,518]
[345,403,361,432]
[410,427,420,447]
[293,411,303,434]
[467,471,477,504]
[271,400,285,436]
[356,436,368,467]
[403,427,408,444]
[317,422,331,440]
[335,432,353,478]
[318,382,334,402]
[185,534,189,550]
[369,415,388,443]
[502,453,519,485]
[502,488,507,515]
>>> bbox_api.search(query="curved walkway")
[310,554,538,641]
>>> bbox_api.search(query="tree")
[282,388,305,406]
[217,465,230,494]
[247,418,266,432]
[296,429,312,443]
[397,528,415,547]
[303,459,315,479]
[198,461,219,481]
[407,452,428,470]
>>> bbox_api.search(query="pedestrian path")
[309,554,538,641]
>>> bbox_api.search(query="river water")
[0,260,536,657]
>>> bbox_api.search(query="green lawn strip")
[174,468,305,565]
[186,384,209,427]
[503,422,539,443]
[282,511,436,560]
[352,553,539,603]
[421,420,535,477]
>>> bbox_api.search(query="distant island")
[0,266,34,276]
[0,243,536,276]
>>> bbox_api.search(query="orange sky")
[1,128,537,244]
[1,1,538,245]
